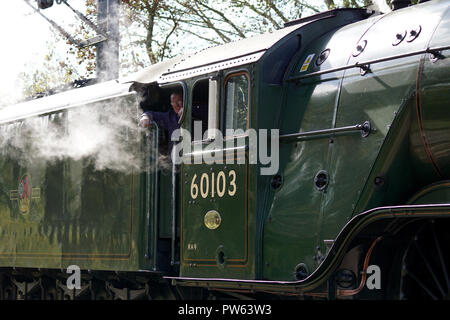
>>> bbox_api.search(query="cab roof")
[0,80,132,125]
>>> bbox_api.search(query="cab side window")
[191,79,209,141]
[224,73,249,132]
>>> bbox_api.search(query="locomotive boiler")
[0,0,449,300]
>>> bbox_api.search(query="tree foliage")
[19,41,83,99]
[79,0,369,74]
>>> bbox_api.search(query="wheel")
[91,280,112,300]
[44,287,59,300]
[42,278,60,300]
[400,220,450,300]
[0,274,17,300]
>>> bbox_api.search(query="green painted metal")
[179,70,255,278]
[261,0,450,281]
[408,181,450,205]
[170,203,450,294]
[180,161,252,278]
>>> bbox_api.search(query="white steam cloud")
[0,101,148,173]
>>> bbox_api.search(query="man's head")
[170,92,183,116]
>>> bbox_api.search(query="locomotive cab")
[156,0,450,299]
[133,7,373,281]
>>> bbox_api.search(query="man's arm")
[139,111,165,127]
[139,112,151,127]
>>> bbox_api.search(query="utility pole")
[27,0,121,83]
[96,0,120,82]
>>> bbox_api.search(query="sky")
[0,1,86,106]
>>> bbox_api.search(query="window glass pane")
[225,74,249,132]
[192,80,209,141]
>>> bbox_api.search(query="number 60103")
[190,170,237,200]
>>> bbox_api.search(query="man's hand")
[139,113,151,127]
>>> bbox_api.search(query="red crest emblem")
[18,175,32,214]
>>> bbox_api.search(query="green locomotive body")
[0,0,449,299]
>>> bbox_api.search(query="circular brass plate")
[204,210,222,230]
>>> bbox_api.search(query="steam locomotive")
[0,0,449,300]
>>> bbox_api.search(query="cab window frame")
[158,81,188,126]
[189,76,212,143]
[222,70,251,138]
